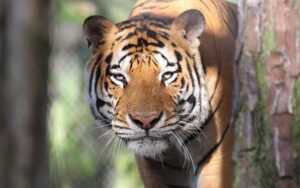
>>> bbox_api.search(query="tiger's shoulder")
[131,0,238,39]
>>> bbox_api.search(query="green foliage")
[53,0,91,23]
[114,153,143,188]
[93,0,135,23]
[49,57,98,187]
[49,1,141,187]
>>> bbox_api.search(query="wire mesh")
[48,1,141,188]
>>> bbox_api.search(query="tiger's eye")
[114,74,125,81]
[162,72,173,81]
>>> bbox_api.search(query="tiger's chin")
[127,138,169,159]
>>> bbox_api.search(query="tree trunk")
[234,0,300,187]
[1,0,51,188]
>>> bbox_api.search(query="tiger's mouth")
[120,135,170,143]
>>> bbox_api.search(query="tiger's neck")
[136,118,232,188]
[135,121,232,188]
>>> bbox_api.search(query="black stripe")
[95,99,110,120]
[147,29,157,38]
[94,63,101,95]
[129,56,138,71]
[186,83,189,93]
[186,94,196,112]
[184,50,192,58]
[121,31,137,41]
[111,64,120,70]
[200,54,206,74]
[117,23,136,33]
[131,1,149,13]
[88,55,102,97]
[192,57,201,86]
[149,21,169,29]
[115,132,131,136]
[153,51,176,67]
[115,36,122,41]
[118,52,133,64]
[96,98,112,108]
[137,37,165,48]
[174,50,182,62]
[195,122,231,175]
[122,43,136,51]
[186,58,195,88]
[183,128,203,145]
[160,33,170,40]
[105,53,113,64]
[160,31,170,37]
[227,3,238,38]
[114,125,131,130]
[180,78,185,89]
[116,117,127,124]
[198,0,212,12]
[183,94,224,145]
[143,5,160,10]
[160,31,170,40]
[104,81,109,92]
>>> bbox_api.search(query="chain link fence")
[48,1,141,188]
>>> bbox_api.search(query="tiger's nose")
[129,112,163,130]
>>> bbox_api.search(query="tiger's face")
[84,10,211,158]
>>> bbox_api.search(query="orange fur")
[83,0,237,187]
[131,0,237,187]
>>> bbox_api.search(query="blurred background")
[0,0,299,188]
[48,0,142,188]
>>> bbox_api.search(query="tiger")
[83,0,237,187]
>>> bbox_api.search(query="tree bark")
[235,0,300,187]
[266,1,299,187]
[1,0,51,188]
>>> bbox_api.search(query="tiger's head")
[83,10,211,158]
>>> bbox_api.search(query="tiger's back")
[131,1,237,187]
[83,0,237,187]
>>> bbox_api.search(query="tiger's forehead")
[112,18,172,51]
[116,17,171,38]
[109,18,178,71]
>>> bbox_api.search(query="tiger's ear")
[83,15,115,52]
[171,9,205,48]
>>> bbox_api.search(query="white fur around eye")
[112,74,125,81]
[161,72,178,85]
[162,72,173,80]
[110,74,127,88]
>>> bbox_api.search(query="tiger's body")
[83,0,237,187]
